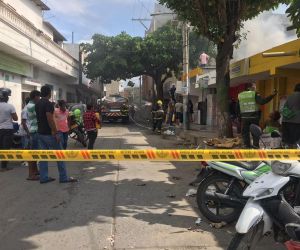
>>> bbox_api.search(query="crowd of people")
[0,85,101,183]
[151,85,194,134]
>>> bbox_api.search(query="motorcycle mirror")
[271,130,281,138]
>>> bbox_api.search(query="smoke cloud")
[233,12,297,61]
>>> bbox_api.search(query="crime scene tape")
[0,149,299,162]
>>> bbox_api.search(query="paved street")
[0,124,284,250]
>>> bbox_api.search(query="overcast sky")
[43,1,288,43]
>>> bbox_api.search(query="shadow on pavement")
[0,124,282,249]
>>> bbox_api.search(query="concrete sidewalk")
[132,103,218,148]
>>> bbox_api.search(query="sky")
[43,1,288,43]
[43,0,156,42]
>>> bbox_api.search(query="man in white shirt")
[0,88,18,171]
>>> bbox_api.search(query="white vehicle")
[228,160,300,249]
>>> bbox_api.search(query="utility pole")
[139,75,142,105]
[182,21,190,131]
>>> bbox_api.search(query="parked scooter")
[196,124,280,223]
[227,160,300,249]
[68,114,87,147]
[285,223,300,249]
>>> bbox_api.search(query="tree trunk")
[155,77,164,101]
[216,41,234,138]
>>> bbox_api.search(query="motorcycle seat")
[226,161,261,170]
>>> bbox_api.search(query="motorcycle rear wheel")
[197,174,243,223]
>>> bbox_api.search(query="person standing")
[36,85,77,184]
[152,100,160,131]
[166,99,175,125]
[282,83,300,147]
[169,85,176,102]
[0,88,18,171]
[199,51,209,68]
[188,100,194,122]
[26,90,41,180]
[20,97,31,151]
[83,104,100,149]
[238,83,277,148]
[175,99,184,126]
[54,100,69,149]
[153,103,164,134]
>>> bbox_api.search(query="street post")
[182,21,190,131]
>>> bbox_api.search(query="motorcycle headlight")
[271,161,292,176]
[255,188,274,198]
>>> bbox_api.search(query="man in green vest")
[238,83,277,148]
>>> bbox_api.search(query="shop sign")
[230,58,249,79]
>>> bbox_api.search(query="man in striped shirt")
[26,90,41,180]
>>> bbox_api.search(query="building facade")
[104,81,120,97]
[0,0,79,117]
[230,38,300,123]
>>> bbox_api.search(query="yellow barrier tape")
[0,149,299,162]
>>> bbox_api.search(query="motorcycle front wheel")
[197,174,244,223]
[227,222,264,250]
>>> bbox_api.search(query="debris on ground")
[188,227,204,233]
[108,235,115,246]
[136,183,146,187]
[167,194,176,198]
[203,137,242,148]
[186,188,197,197]
[195,217,202,225]
[163,129,176,136]
[210,221,227,229]
[171,176,182,181]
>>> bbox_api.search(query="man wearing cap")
[238,83,277,148]
[0,88,18,171]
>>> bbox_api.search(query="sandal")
[40,177,56,184]
[27,176,40,181]
[60,177,78,183]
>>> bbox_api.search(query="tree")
[159,0,291,137]
[287,0,300,37]
[83,22,215,100]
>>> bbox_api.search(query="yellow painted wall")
[249,39,300,76]
[232,39,300,124]
[257,76,298,123]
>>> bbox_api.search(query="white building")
[0,0,80,117]
[104,81,120,97]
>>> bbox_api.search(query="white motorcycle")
[228,160,300,249]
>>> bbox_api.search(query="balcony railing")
[0,1,78,70]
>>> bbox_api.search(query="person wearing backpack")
[282,83,300,146]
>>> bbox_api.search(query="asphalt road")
[0,123,285,250]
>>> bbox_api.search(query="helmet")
[157,100,163,105]
[0,88,11,98]
[74,108,81,115]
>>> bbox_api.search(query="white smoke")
[233,12,297,61]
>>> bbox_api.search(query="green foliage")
[286,0,300,37]
[83,22,215,96]
[159,0,292,136]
